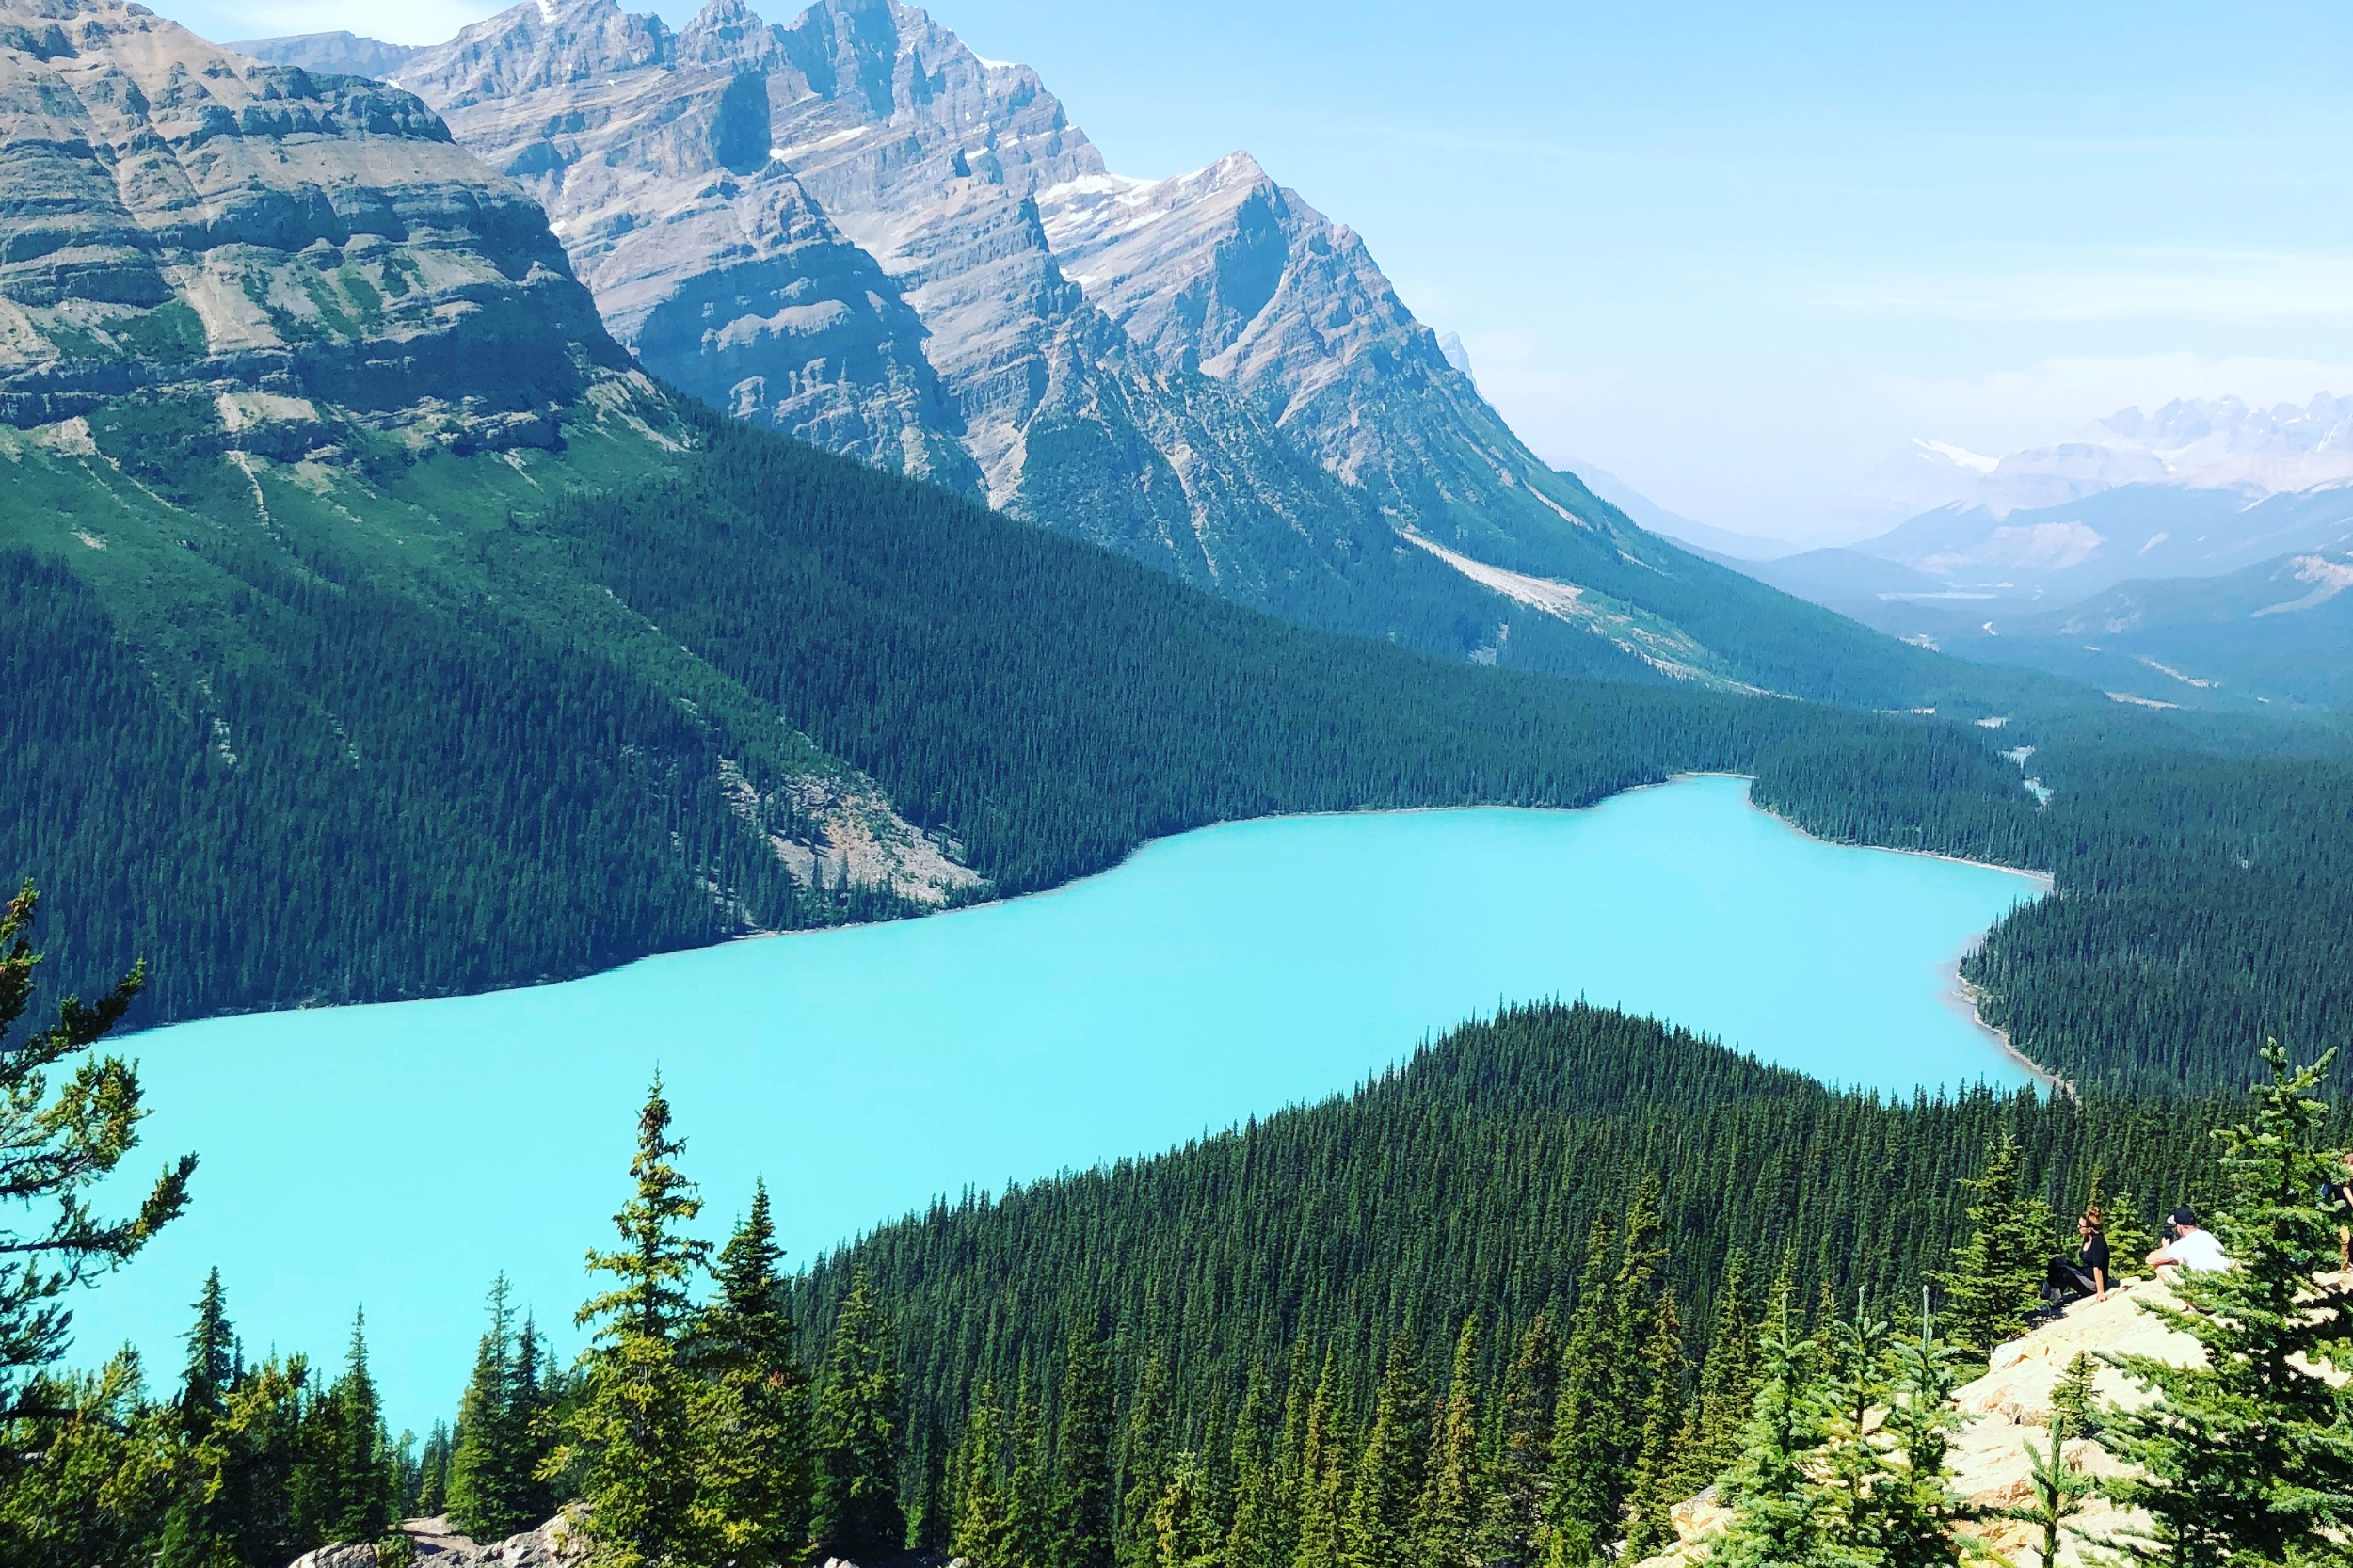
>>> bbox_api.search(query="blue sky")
[166,0,2352,539]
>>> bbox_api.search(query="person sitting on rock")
[2044,1208,2110,1304]
[2147,1206,2229,1285]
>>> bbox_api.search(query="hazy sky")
[163,0,2353,540]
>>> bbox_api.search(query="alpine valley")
[6,6,2353,1568]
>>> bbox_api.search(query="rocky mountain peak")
[679,0,778,68]
[0,0,622,441]
[399,0,673,109]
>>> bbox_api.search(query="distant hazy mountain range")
[1717,395,2353,709]
[1851,392,2353,520]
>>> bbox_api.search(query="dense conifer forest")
[8,935,2346,1568]
[8,398,2353,1096]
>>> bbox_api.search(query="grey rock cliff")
[0,0,624,439]
[390,0,980,491]
[237,0,1698,618]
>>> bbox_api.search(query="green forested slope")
[794,1000,2303,1532]
[11,391,2353,1093]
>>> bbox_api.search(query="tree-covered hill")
[792,1000,2324,1537]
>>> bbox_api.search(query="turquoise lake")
[79,775,2047,1432]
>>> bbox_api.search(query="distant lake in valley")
[82,775,2047,1431]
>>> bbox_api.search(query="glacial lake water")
[79,775,2047,1432]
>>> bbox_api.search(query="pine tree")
[1343,1336,1428,1568]
[1934,1130,2055,1355]
[1682,1254,1758,1494]
[1058,1329,1116,1568]
[699,1181,814,1567]
[812,1269,905,1560]
[296,1309,394,1545]
[1121,1355,1176,1568]
[555,1078,716,1568]
[2047,1352,2098,1443]
[1485,1310,1557,1565]
[0,883,194,1403]
[953,1384,1016,1568]
[1151,1451,1221,1568]
[1622,1292,1687,1561]
[1542,1214,1617,1555]
[1421,1319,1485,1568]
[1998,1430,2093,1568]
[2099,1043,2353,1564]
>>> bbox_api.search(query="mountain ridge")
[227,0,2014,708]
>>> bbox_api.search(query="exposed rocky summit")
[236,0,1653,605]
[1634,1278,2220,1568]
[0,0,625,443]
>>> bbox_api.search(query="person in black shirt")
[2044,1209,2111,1305]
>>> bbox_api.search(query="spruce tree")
[1289,1352,1347,1568]
[2047,1352,2098,1444]
[1486,1310,1557,1565]
[1542,1214,1616,1555]
[1712,1302,1854,1568]
[700,1181,814,1567]
[1343,1336,1427,1568]
[449,1275,543,1541]
[0,883,194,1403]
[812,1269,905,1560]
[1933,1130,2055,1355]
[1058,1328,1116,1568]
[1151,1451,1221,1568]
[1120,1354,1176,1568]
[952,1384,1015,1567]
[296,1309,394,1545]
[1006,1381,1055,1568]
[2098,1043,2353,1564]
[1622,1292,1687,1561]
[1222,1368,1281,1568]
[1998,1430,2093,1568]
[556,1077,715,1568]
[1682,1254,1758,1494]
[414,1422,454,1518]
[177,1268,236,1438]
[1420,1318,1485,1568]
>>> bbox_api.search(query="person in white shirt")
[2147,1206,2229,1285]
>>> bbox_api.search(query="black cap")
[2170,1206,2198,1227]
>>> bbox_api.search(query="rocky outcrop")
[1636,1279,2210,1568]
[289,1512,588,1568]
[0,0,628,441]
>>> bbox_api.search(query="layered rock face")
[390,0,980,490]
[240,0,1642,600]
[1037,150,1604,563]
[0,0,625,442]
